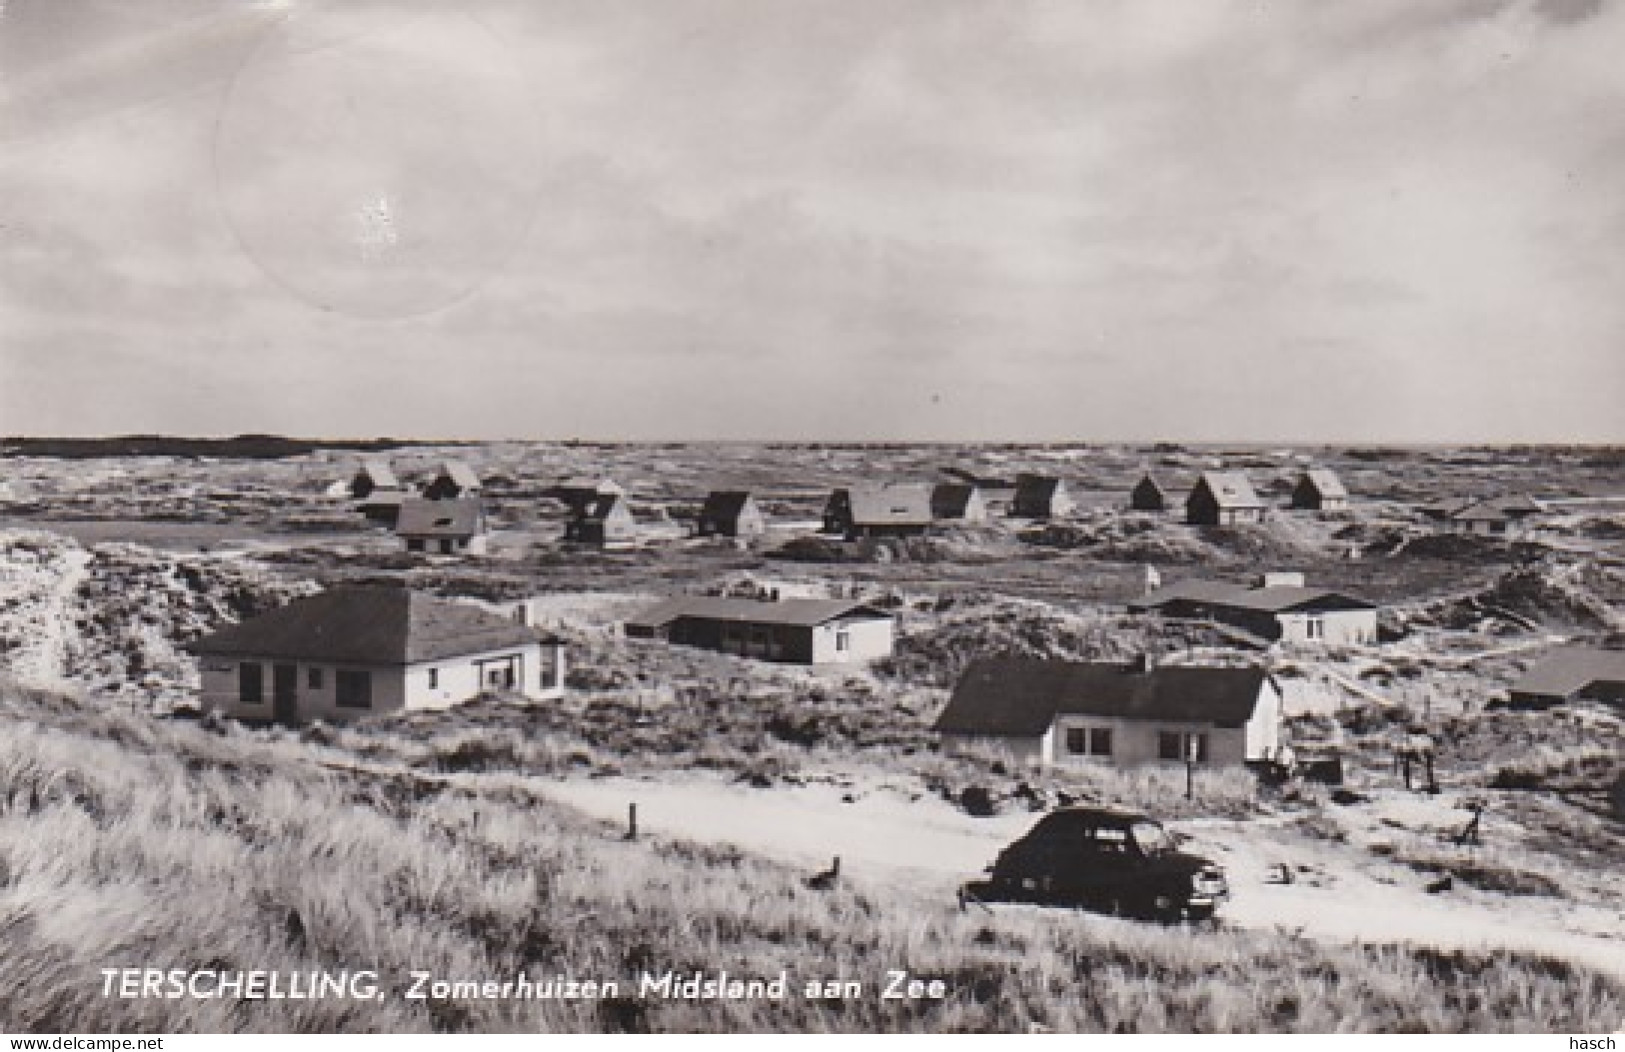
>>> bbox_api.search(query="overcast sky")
[1,0,1621,442]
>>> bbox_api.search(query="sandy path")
[0,540,91,688]
[541,772,1625,983]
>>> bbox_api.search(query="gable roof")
[1134,473,1166,494]
[931,483,981,517]
[626,596,890,631]
[1298,469,1348,499]
[1190,471,1263,510]
[187,588,547,664]
[1510,647,1625,699]
[577,492,631,522]
[699,490,756,521]
[437,460,481,492]
[1014,473,1066,500]
[1130,578,1376,614]
[846,484,933,526]
[558,476,623,495]
[1453,495,1545,522]
[935,658,1272,737]
[396,497,484,538]
[353,459,400,490]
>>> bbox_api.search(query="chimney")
[1257,571,1306,590]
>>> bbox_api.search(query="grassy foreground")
[0,682,1618,1034]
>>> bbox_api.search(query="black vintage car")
[961,807,1229,921]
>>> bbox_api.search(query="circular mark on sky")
[214,2,539,317]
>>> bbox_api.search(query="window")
[1066,727,1113,757]
[427,668,439,690]
[239,663,263,704]
[336,670,372,709]
[407,539,424,552]
[307,667,323,690]
[836,630,851,652]
[1159,731,1208,762]
[1306,616,1325,640]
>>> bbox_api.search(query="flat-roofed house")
[1291,469,1350,512]
[697,490,767,538]
[822,484,933,540]
[1508,647,1625,708]
[931,483,988,523]
[934,657,1285,768]
[1130,572,1378,645]
[1186,471,1266,526]
[187,587,566,724]
[1130,473,1168,512]
[1011,474,1075,519]
[564,492,637,547]
[396,497,488,555]
[624,595,894,664]
[424,460,483,501]
[1451,496,1545,536]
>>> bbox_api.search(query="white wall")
[810,617,894,663]
[1276,609,1378,645]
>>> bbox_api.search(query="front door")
[273,663,298,725]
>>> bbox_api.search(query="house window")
[1159,731,1208,762]
[307,667,323,690]
[407,539,424,552]
[336,670,372,709]
[428,668,439,690]
[1065,727,1114,757]
[239,663,263,704]
[1306,616,1325,640]
[836,630,851,652]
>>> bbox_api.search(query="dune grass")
[1,681,1620,1034]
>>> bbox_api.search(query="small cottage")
[1011,473,1075,519]
[565,492,637,547]
[1291,469,1350,512]
[1131,572,1378,645]
[697,490,767,539]
[1130,473,1168,512]
[930,483,988,523]
[1507,647,1625,708]
[396,497,488,555]
[424,460,483,501]
[349,458,400,500]
[823,484,933,540]
[1451,496,1544,536]
[1186,471,1266,526]
[624,596,894,664]
[186,586,567,724]
[934,656,1285,768]
[553,477,625,514]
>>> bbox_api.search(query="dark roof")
[1298,469,1348,499]
[931,483,980,517]
[1134,473,1166,493]
[396,497,484,538]
[626,596,891,631]
[1130,578,1375,614]
[1190,471,1263,509]
[1014,473,1065,499]
[187,588,550,664]
[700,490,755,520]
[1510,647,1625,699]
[935,658,1272,737]
[846,484,933,526]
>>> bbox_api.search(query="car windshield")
[1129,821,1176,856]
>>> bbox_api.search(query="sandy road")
[541,772,1625,984]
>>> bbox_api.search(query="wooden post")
[626,802,638,841]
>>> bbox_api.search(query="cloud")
[1,0,1620,440]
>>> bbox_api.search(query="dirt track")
[543,771,1625,984]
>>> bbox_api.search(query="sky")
[0,0,1621,442]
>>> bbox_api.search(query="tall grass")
[0,682,1618,1033]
